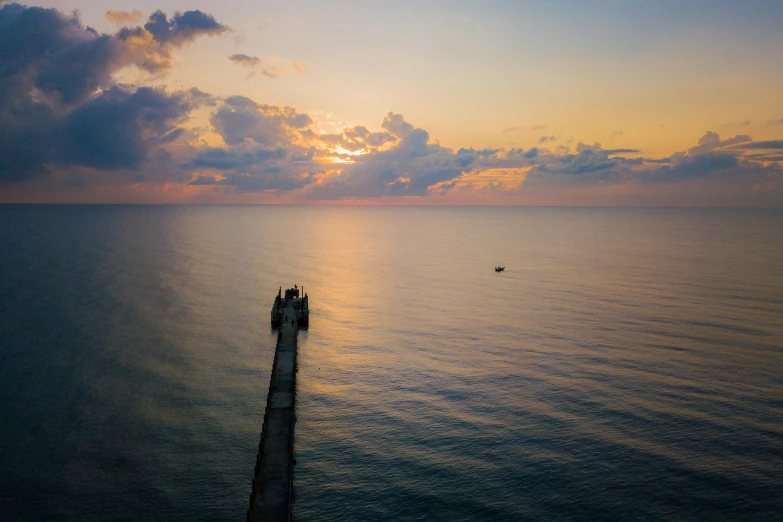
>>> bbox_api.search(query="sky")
[1,0,782,205]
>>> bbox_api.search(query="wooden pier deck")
[247,296,302,522]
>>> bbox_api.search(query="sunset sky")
[2,0,782,205]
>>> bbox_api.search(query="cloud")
[0,84,210,181]
[61,86,207,170]
[1,4,781,206]
[719,120,752,129]
[644,154,739,183]
[187,146,287,170]
[728,140,783,150]
[106,9,144,25]
[229,53,278,78]
[604,148,639,154]
[0,3,229,96]
[209,96,312,147]
[229,53,260,68]
[0,3,225,182]
[187,144,318,191]
[115,10,229,74]
[228,53,307,78]
[609,130,624,139]
[685,131,752,156]
[502,124,547,134]
[381,111,415,138]
[318,125,395,152]
[171,121,783,201]
[768,117,783,126]
[310,113,479,199]
[143,9,227,46]
[181,96,323,192]
[532,143,624,176]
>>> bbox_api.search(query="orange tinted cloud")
[105,9,145,25]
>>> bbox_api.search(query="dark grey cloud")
[61,86,204,170]
[319,125,396,152]
[0,100,55,181]
[178,122,783,199]
[0,84,209,181]
[535,150,616,176]
[229,53,261,67]
[144,10,227,46]
[35,35,120,105]
[0,3,225,182]
[309,132,647,199]
[117,11,228,74]
[746,155,783,161]
[184,97,322,192]
[644,154,739,183]
[517,133,781,194]
[605,148,640,154]
[228,53,282,77]
[209,96,312,147]
[311,114,477,198]
[0,4,227,87]
[529,143,643,178]
[538,135,558,143]
[728,140,783,150]
[0,4,94,83]
[686,131,752,156]
[668,132,782,164]
[187,146,287,170]
[227,53,306,78]
[201,171,314,191]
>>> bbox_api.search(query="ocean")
[0,205,781,520]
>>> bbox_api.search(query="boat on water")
[271,285,309,328]
[495,266,506,272]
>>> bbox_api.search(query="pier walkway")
[247,299,300,521]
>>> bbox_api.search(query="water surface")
[1,205,781,520]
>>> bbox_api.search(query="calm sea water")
[0,205,781,520]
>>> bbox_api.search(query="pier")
[247,287,308,521]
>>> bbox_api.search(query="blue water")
[1,205,781,520]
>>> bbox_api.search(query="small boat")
[495,266,505,272]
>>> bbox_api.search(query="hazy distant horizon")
[2,202,783,209]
